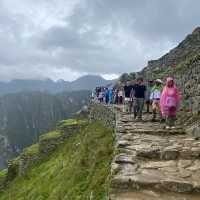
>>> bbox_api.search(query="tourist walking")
[105,88,109,104]
[123,81,133,113]
[98,89,104,102]
[108,88,113,104]
[150,79,163,121]
[133,77,146,120]
[118,89,123,104]
[160,77,180,129]
[145,80,154,113]
[114,89,119,104]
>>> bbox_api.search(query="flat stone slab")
[116,133,200,160]
[111,159,200,193]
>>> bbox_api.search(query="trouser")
[146,100,150,113]
[166,116,176,127]
[105,96,109,104]
[115,96,119,104]
[119,96,123,104]
[133,98,144,119]
[152,99,160,119]
[124,98,132,113]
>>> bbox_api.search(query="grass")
[23,144,39,156]
[0,169,7,186]
[39,131,62,141]
[0,122,114,200]
[57,119,88,129]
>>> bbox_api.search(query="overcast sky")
[0,0,199,81]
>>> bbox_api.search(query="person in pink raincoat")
[160,77,180,129]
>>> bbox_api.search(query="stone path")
[110,110,200,200]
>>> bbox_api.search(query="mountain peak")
[192,27,200,35]
[142,27,200,74]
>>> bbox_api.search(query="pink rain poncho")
[160,77,180,117]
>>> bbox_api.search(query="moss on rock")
[0,169,7,186]
[57,119,88,130]
[39,131,62,141]
[22,144,39,157]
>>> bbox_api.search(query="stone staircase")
[110,110,200,200]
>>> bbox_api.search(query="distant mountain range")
[0,90,91,169]
[0,75,114,96]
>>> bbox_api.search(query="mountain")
[69,75,113,90]
[141,27,200,78]
[0,75,113,96]
[0,90,91,169]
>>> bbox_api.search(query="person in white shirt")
[118,89,123,104]
[150,79,163,121]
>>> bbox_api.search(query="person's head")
[149,80,154,87]
[155,79,163,86]
[137,77,143,85]
[166,77,174,88]
[127,81,131,86]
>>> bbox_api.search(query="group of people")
[95,76,180,129]
[95,87,124,104]
[123,77,180,129]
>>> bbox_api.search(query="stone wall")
[175,60,200,115]
[89,100,116,130]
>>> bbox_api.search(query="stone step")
[116,134,200,160]
[110,111,198,199]
[110,191,200,200]
[111,159,200,194]
[119,128,185,136]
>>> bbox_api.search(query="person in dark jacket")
[123,81,134,113]
[133,77,146,120]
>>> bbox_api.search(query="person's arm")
[130,86,135,98]
[150,91,154,101]
[144,86,148,100]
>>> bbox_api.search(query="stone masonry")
[110,108,200,200]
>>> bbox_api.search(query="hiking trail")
[110,106,200,200]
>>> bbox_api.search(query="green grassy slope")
[0,122,114,200]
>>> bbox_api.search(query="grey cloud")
[0,0,200,81]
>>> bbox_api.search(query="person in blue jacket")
[105,88,109,104]
[108,88,113,104]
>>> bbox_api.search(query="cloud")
[0,0,200,81]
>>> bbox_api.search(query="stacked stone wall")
[176,61,200,115]
[89,100,116,130]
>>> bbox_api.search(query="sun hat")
[155,79,163,84]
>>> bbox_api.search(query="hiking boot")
[165,126,170,129]
[134,114,137,119]
[160,118,165,123]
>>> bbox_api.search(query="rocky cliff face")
[141,27,200,78]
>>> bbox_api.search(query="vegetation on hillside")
[0,121,114,200]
